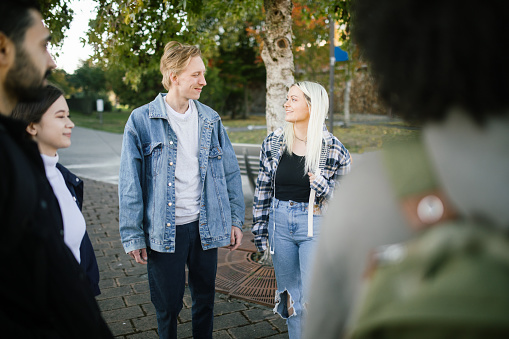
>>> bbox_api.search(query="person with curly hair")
[303,0,509,338]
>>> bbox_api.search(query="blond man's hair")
[160,41,201,90]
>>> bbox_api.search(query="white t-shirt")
[165,99,202,225]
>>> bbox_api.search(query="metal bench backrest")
[232,143,261,193]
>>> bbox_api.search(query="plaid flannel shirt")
[252,125,351,251]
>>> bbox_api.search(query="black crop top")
[274,151,311,202]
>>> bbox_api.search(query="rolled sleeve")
[254,234,268,252]
[311,174,330,197]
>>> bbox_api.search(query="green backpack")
[348,136,509,339]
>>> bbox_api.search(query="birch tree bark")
[261,0,295,133]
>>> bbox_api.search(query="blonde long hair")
[283,81,329,174]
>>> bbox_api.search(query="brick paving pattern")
[82,178,288,338]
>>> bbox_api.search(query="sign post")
[97,99,104,126]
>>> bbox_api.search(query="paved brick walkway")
[82,178,288,338]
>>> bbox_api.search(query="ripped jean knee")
[273,289,296,319]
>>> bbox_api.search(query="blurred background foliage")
[43,0,362,117]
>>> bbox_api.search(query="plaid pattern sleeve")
[311,134,352,201]
[251,131,281,252]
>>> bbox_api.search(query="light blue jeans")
[268,198,322,339]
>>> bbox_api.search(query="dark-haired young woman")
[12,84,100,296]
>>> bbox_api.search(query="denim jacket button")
[217,156,221,160]
[165,246,170,249]
[170,141,173,145]
[168,202,172,206]
[166,223,171,227]
[169,162,173,166]
[168,182,172,186]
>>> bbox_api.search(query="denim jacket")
[119,93,245,253]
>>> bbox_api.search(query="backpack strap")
[383,135,458,231]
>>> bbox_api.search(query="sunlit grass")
[332,124,419,154]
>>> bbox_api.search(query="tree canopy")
[42,0,353,129]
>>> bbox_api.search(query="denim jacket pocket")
[208,146,225,178]
[143,142,163,177]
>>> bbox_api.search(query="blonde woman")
[252,81,351,339]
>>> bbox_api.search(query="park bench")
[232,143,261,193]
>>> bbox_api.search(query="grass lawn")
[332,124,419,153]
[70,110,419,153]
[221,115,267,127]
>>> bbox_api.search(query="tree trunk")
[261,0,295,133]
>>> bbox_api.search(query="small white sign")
[96,99,104,112]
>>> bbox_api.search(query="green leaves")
[39,0,74,48]
[41,0,354,117]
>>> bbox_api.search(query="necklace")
[293,125,307,144]
[295,134,307,144]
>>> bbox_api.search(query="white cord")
[307,168,320,237]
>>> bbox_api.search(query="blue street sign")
[334,46,349,62]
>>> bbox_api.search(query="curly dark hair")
[352,0,509,124]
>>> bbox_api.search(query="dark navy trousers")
[147,220,218,339]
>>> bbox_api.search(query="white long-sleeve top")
[41,153,86,263]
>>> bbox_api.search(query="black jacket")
[0,114,112,338]
[57,163,101,296]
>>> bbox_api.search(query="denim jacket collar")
[149,93,220,124]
